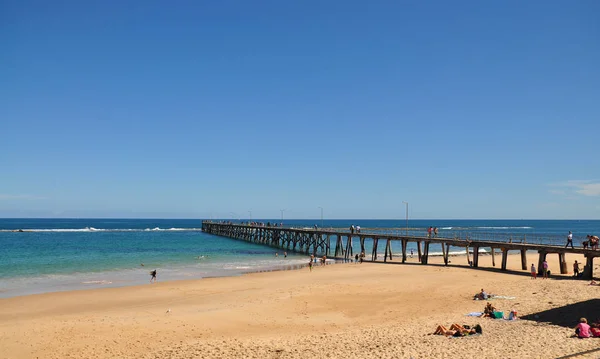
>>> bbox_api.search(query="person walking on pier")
[434,227,438,237]
[350,225,355,234]
[530,264,537,279]
[427,227,433,238]
[566,231,574,249]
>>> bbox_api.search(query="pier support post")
[537,251,547,276]
[583,255,594,280]
[345,235,352,261]
[520,249,528,270]
[559,253,568,274]
[491,247,495,267]
[444,244,450,265]
[401,239,407,263]
[421,242,430,264]
[417,241,422,261]
[372,238,379,261]
[441,242,447,264]
[473,246,480,268]
[465,245,470,265]
[360,237,365,258]
[501,248,508,271]
[384,239,393,262]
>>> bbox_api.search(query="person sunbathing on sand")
[434,324,480,337]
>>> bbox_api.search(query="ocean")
[0,218,598,298]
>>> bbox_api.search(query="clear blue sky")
[1,0,599,219]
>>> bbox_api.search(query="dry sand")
[1,252,599,359]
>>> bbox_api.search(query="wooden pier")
[201,222,600,279]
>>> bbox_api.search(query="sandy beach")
[1,252,599,359]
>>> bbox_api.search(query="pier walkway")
[201,221,600,279]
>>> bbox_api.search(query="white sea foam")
[441,227,453,230]
[476,227,532,230]
[82,280,112,285]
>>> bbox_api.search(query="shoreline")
[0,249,591,300]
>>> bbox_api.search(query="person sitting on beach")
[575,318,591,338]
[434,324,480,337]
[481,302,496,318]
[589,323,600,338]
[474,289,488,300]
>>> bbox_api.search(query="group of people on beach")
[575,318,600,338]
[308,254,328,271]
[566,231,599,250]
[529,260,550,279]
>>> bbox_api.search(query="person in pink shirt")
[575,318,591,338]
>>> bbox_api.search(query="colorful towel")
[466,312,482,317]
[490,295,516,300]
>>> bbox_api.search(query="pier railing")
[292,226,569,247]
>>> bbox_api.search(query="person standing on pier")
[566,231,574,249]
[434,227,438,237]
[427,227,433,238]
[356,225,361,233]
[350,225,355,234]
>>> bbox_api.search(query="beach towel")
[490,295,516,300]
[449,333,481,339]
[466,312,482,317]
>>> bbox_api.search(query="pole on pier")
[401,239,407,263]
[520,249,528,270]
[583,255,594,280]
[501,248,508,270]
[443,243,450,266]
[491,247,496,267]
[417,241,422,262]
[558,253,568,274]
[372,238,379,261]
[360,237,365,259]
[421,242,430,264]
[465,245,470,265]
[472,246,480,268]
